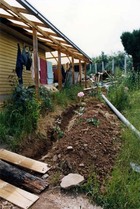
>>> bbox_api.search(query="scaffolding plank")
[0,179,39,209]
[0,149,50,174]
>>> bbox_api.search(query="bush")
[0,86,40,144]
[39,86,53,113]
[108,83,130,112]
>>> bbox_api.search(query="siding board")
[0,30,46,99]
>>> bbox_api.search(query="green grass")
[81,73,140,209]
[99,130,140,209]
[52,84,83,107]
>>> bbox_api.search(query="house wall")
[0,30,46,101]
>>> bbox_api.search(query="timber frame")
[0,0,92,91]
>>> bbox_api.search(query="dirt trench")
[0,96,121,209]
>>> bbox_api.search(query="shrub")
[39,86,53,113]
[107,82,130,112]
[0,86,40,143]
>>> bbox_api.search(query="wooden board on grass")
[0,179,39,209]
[0,149,50,174]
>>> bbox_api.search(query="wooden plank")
[0,179,39,209]
[0,149,50,174]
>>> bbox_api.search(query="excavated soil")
[0,94,122,209]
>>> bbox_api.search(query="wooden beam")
[72,56,75,84]
[11,6,30,14]
[51,52,58,62]
[79,59,82,83]
[84,62,87,88]
[0,22,52,52]
[0,12,48,28]
[58,50,62,90]
[33,28,39,97]
[37,31,59,38]
[10,22,31,30]
[0,0,89,62]
[47,55,68,59]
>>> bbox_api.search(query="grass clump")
[52,84,83,107]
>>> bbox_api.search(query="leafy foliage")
[1,86,40,139]
[0,85,54,147]
[87,117,100,127]
[121,29,140,71]
[39,86,53,113]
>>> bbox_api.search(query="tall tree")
[121,29,140,71]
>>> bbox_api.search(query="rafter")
[0,0,91,63]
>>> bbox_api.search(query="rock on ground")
[60,173,84,189]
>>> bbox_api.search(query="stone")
[60,173,84,189]
[53,155,58,162]
[42,173,49,179]
[67,146,73,150]
[79,163,85,167]
[58,154,61,158]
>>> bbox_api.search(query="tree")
[121,29,140,72]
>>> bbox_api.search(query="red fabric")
[40,58,47,84]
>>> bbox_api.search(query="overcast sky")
[27,0,140,58]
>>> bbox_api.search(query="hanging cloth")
[15,43,24,85]
[22,46,32,71]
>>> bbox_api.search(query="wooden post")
[33,28,39,97]
[124,54,127,75]
[58,50,62,90]
[79,59,82,84]
[84,62,87,88]
[95,63,97,74]
[72,56,75,84]
[112,58,114,75]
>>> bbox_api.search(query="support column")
[79,59,82,84]
[33,28,39,97]
[58,50,62,90]
[72,56,75,84]
[84,62,87,88]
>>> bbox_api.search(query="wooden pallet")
[0,149,50,174]
[0,179,39,209]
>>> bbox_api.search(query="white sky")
[27,0,140,58]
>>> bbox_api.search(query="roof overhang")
[0,0,92,63]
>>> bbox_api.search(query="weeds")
[52,84,83,107]
[52,126,64,139]
[87,117,100,127]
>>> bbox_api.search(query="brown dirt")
[19,94,121,188]
[0,95,122,209]
[42,97,121,185]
